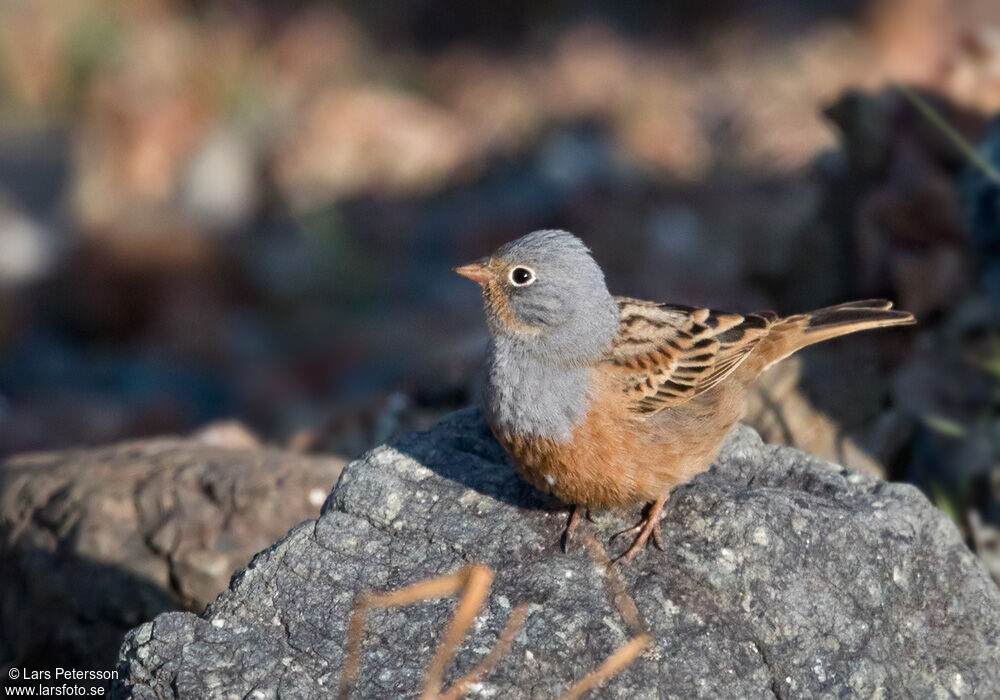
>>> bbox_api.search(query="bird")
[454,230,915,561]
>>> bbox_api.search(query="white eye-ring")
[508,266,536,286]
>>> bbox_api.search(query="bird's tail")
[754,299,915,372]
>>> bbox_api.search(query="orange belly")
[492,371,745,509]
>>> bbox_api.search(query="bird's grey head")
[455,230,618,364]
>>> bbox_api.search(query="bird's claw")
[611,497,667,563]
[561,505,583,553]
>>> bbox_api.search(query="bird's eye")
[509,266,535,286]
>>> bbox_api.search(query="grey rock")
[114,408,1000,698]
[1,434,345,671]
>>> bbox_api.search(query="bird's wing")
[605,297,778,415]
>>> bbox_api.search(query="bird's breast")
[483,348,592,443]
[489,369,657,508]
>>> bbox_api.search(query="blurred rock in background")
[0,425,345,670]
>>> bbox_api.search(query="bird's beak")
[453,258,494,286]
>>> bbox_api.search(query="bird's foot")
[611,497,667,563]
[561,505,583,553]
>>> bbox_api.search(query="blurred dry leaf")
[274,87,480,206]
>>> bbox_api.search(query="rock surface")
[114,408,1000,698]
[0,432,345,671]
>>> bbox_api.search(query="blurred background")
[0,0,999,580]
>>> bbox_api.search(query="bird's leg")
[561,505,583,553]
[611,496,667,562]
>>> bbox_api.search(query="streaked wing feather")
[607,297,775,414]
